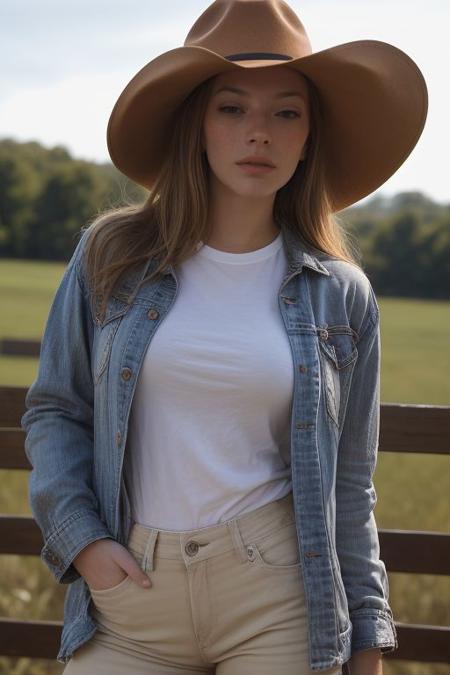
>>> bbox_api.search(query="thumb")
[121,550,152,588]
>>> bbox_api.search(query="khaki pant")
[63,491,342,674]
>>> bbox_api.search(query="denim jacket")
[21,222,398,670]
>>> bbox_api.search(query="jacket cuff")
[40,510,114,584]
[350,608,399,654]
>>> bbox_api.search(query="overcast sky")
[1,0,448,205]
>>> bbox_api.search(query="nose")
[248,127,271,145]
[246,112,271,145]
[249,135,270,144]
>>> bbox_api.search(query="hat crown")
[184,0,312,61]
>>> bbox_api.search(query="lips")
[236,157,275,167]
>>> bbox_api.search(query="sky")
[1,0,448,206]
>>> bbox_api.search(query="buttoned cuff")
[350,608,399,654]
[40,510,114,584]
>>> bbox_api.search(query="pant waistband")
[127,491,296,572]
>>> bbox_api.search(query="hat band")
[225,52,293,61]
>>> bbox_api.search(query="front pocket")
[248,521,301,571]
[89,573,132,598]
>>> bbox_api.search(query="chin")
[234,187,277,199]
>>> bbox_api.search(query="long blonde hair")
[81,72,361,323]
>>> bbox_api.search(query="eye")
[219,105,242,114]
[279,110,301,119]
[218,106,300,119]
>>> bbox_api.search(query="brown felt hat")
[106,0,428,212]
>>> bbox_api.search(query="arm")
[348,647,382,674]
[21,230,113,585]
[336,289,398,660]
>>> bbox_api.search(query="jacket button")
[299,365,307,373]
[147,308,159,320]
[319,329,328,340]
[121,367,132,380]
[116,431,122,446]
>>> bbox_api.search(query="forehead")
[211,65,309,97]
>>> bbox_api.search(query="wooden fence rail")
[0,338,41,358]
[0,385,449,665]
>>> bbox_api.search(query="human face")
[202,66,310,199]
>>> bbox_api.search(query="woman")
[21,1,428,673]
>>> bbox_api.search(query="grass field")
[0,258,449,675]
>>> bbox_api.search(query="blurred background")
[0,1,449,673]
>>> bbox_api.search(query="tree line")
[1,137,449,299]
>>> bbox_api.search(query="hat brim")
[107,40,428,212]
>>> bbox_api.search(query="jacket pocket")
[318,327,358,427]
[92,295,131,385]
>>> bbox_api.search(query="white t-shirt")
[123,229,294,531]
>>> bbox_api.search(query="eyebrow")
[213,85,306,102]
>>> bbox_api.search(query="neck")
[205,178,280,253]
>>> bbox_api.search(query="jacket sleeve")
[21,229,113,585]
[335,288,398,655]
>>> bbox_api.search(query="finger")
[117,550,152,587]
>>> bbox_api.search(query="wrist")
[349,647,382,675]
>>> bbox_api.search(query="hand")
[73,538,152,591]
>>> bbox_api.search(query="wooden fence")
[0,382,449,665]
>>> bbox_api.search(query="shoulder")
[311,249,379,339]
[62,226,97,306]
[66,226,93,273]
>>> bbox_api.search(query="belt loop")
[142,529,158,572]
[227,519,248,563]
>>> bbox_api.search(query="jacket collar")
[159,223,330,278]
[119,222,330,302]
[279,222,330,277]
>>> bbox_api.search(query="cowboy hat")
[106,0,428,213]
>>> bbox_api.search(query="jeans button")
[185,541,200,556]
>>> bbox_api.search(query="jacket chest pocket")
[92,296,131,385]
[318,327,358,427]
